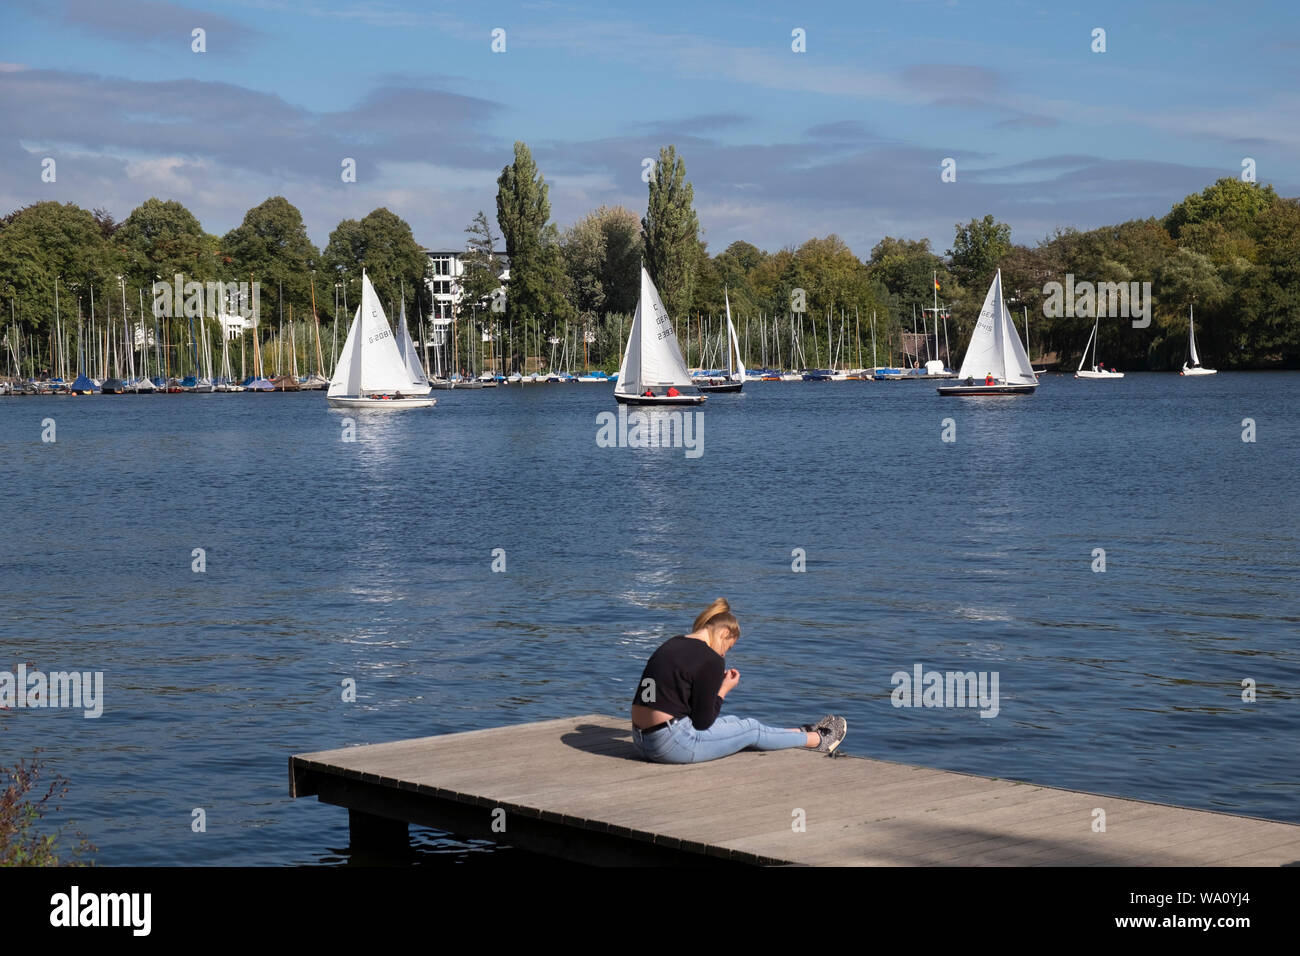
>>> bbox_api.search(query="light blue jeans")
[631,714,808,764]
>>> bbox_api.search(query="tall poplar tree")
[496,142,571,368]
[642,145,699,321]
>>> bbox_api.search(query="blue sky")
[3,0,1297,257]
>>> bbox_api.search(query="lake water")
[1,372,1296,864]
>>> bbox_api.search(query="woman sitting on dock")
[630,598,847,763]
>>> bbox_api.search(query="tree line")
[1,146,1296,376]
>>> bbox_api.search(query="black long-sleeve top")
[631,635,725,730]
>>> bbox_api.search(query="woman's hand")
[719,668,740,698]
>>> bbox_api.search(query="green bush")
[0,749,95,866]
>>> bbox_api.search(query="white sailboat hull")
[614,391,705,405]
[1181,365,1217,376]
[936,382,1037,396]
[327,395,435,409]
[1075,369,1125,379]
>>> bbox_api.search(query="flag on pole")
[934,275,940,291]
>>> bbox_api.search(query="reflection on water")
[1,374,1297,864]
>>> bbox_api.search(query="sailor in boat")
[642,388,654,397]
[630,598,848,763]
[985,372,994,386]
[666,386,680,397]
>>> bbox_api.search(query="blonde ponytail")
[693,598,740,655]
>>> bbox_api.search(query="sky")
[2,0,1298,258]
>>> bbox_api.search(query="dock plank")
[290,714,1300,866]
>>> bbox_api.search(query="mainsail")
[1189,304,1201,367]
[725,289,746,382]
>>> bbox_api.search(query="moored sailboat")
[937,269,1038,396]
[698,289,745,393]
[394,295,433,395]
[614,267,704,405]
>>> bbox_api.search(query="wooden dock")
[290,714,1300,866]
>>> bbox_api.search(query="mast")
[933,270,941,364]
[311,275,324,376]
[53,277,60,379]
[138,288,146,380]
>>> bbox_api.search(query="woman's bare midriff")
[631,703,677,730]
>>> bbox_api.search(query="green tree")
[642,145,700,321]
[560,211,607,316]
[321,207,427,317]
[599,206,644,315]
[460,210,503,311]
[115,198,218,289]
[220,197,320,328]
[496,142,551,323]
[0,202,123,341]
[1164,177,1278,240]
[706,241,765,317]
[560,205,645,317]
[1238,197,1300,366]
[948,215,1012,290]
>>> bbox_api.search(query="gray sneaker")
[800,714,837,734]
[813,715,847,755]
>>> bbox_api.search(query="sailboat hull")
[614,392,706,406]
[697,381,742,393]
[936,383,1037,396]
[1181,366,1217,376]
[1075,370,1124,379]
[327,395,436,409]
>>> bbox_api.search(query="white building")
[425,249,509,322]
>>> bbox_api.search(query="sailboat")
[327,271,435,409]
[698,289,745,393]
[1181,303,1217,376]
[937,269,1038,395]
[394,295,433,395]
[614,267,705,405]
[215,328,243,391]
[1075,311,1124,379]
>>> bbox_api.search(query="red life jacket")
[666,387,680,397]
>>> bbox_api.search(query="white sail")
[396,298,431,390]
[725,290,746,382]
[328,304,362,396]
[1188,304,1201,366]
[957,270,1006,381]
[327,272,414,396]
[1000,297,1037,384]
[615,267,694,394]
[615,300,641,392]
[1077,319,1097,372]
